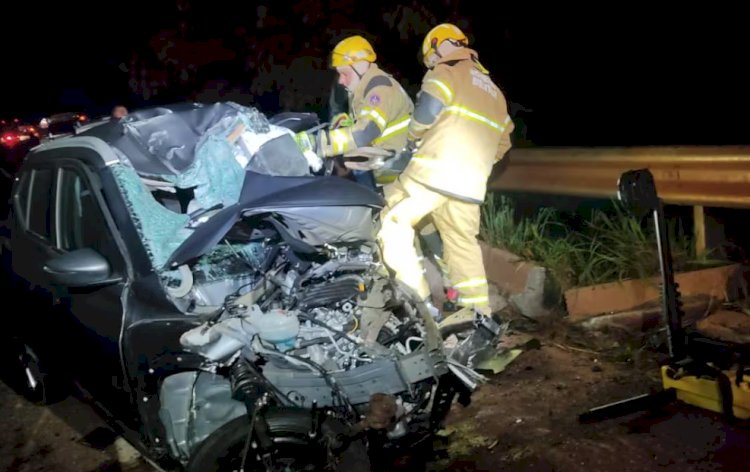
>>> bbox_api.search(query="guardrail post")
[693,205,724,258]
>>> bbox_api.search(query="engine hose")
[259,288,281,311]
[283,352,357,418]
[298,314,359,346]
[296,334,342,349]
[379,320,417,346]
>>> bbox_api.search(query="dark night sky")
[3,2,750,147]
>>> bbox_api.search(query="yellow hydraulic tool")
[579,168,750,423]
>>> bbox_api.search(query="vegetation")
[479,194,722,293]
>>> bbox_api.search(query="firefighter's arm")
[406,70,453,149]
[317,86,394,158]
[493,110,515,162]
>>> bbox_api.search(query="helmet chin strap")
[350,62,368,80]
[432,47,443,61]
[432,39,466,62]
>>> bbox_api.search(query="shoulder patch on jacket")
[364,75,393,97]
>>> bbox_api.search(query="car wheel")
[186,407,367,472]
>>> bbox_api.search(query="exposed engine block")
[296,275,363,309]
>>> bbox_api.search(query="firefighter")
[311,35,414,187]
[378,23,514,317]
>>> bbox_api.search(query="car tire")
[186,407,368,472]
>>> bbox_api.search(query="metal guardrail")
[489,146,750,208]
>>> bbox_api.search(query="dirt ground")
[0,379,153,472]
[1,316,748,472]
[425,317,750,471]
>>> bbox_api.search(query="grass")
[479,194,721,294]
[571,202,694,288]
[480,194,581,293]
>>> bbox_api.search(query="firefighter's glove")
[331,112,353,129]
[294,130,315,153]
[382,144,414,173]
[405,138,417,153]
[304,150,323,172]
[311,129,328,158]
[293,131,324,171]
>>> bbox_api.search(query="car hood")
[163,171,385,270]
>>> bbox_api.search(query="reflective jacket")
[402,48,514,202]
[320,63,413,158]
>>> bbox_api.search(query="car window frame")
[54,160,127,274]
[11,169,32,228]
[15,165,57,245]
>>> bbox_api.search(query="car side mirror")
[43,248,122,287]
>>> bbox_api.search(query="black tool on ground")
[578,168,750,424]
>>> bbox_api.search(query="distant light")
[1,133,19,147]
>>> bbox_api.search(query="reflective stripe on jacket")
[325,64,414,157]
[402,48,514,202]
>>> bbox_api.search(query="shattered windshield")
[111,164,192,269]
[107,102,313,270]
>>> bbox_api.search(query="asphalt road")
[0,379,155,472]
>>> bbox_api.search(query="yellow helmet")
[421,23,468,66]
[330,35,376,68]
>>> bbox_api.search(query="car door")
[11,152,134,416]
[50,159,133,417]
[10,165,61,320]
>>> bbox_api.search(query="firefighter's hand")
[381,147,413,172]
[294,130,316,154]
[303,150,323,172]
[315,129,334,158]
[331,112,353,129]
[294,130,325,171]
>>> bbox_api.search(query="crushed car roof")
[78,101,268,176]
[34,101,384,270]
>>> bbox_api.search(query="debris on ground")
[475,348,523,374]
[426,314,750,472]
[435,420,493,459]
[696,309,750,344]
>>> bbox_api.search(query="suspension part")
[229,359,264,406]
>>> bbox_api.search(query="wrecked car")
[0,101,497,470]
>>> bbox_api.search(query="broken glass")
[110,164,192,269]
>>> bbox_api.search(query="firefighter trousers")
[379,176,490,315]
[383,182,445,274]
